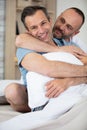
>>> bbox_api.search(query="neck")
[50,39,56,46]
[64,36,73,42]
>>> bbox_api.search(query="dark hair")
[21,6,50,29]
[69,7,85,26]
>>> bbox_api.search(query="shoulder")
[16,48,35,64]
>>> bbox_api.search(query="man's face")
[53,9,83,40]
[25,10,52,43]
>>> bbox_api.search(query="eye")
[60,18,65,24]
[66,24,73,30]
[41,22,46,25]
[41,21,48,26]
[30,26,37,31]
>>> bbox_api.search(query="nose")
[38,26,44,34]
[60,24,66,31]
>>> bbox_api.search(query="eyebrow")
[60,16,74,30]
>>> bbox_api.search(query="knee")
[5,83,20,100]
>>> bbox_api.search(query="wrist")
[65,78,74,87]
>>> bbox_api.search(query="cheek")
[30,31,37,37]
[47,26,52,35]
[55,20,61,26]
[64,29,70,34]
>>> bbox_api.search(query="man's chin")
[53,34,62,39]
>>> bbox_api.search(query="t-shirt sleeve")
[16,48,35,66]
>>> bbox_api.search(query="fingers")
[45,85,64,98]
[73,46,86,56]
[73,51,86,56]
[45,79,69,98]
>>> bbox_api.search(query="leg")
[5,83,31,113]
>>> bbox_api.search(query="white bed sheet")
[32,97,87,130]
[0,105,21,122]
[0,98,87,130]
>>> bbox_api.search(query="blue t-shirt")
[16,48,35,86]
[16,38,78,86]
[53,38,79,47]
[16,48,45,86]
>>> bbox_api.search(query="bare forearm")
[47,62,87,78]
[16,34,59,52]
[22,53,87,78]
[66,77,87,87]
[16,34,86,56]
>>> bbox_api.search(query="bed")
[32,97,87,130]
[0,80,22,122]
[0,97,87,130]
[0,80,87,130]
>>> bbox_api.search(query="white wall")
[0,0,5,79]
[56,0,87,44]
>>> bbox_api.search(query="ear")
[70,30,80,40]
[26,30,31,35]
[73,30,80,36]
[49,18,53,26]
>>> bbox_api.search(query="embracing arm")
[21,52,87,98]
[21,52,87,78]
[16,34,59,52]
[45,77,87,98]
[16,33,85,55]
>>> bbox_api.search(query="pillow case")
[26,52,83,108]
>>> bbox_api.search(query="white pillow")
[26,52,83,109]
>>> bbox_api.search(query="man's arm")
[16,34,59,52]
[21,52,87,78]
[16,34,86,55]
[45,77,87,98]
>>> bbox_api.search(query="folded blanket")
[26,52,87,109]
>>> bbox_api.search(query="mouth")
[53,27,64,38]
[55,28,63,35]
[38,32,48,41]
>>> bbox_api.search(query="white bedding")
[0,52,87,130]
[0,98,87,130]
[32,97,87,130]
[0,105,21,122]
[0,79,22,121]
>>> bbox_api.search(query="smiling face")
[25,10,53,44]
[53,9,83,40]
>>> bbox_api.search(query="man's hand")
[45,76,87,98]
[75,53,87,65]
[59,45,86,56]
[45,78,70,98]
